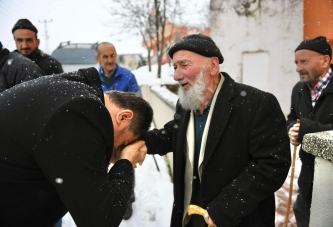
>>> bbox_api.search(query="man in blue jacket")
[95,42,141,97]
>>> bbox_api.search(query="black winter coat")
[15,48,63,75]
[0,48,44,92]
[0,68,133,227]
[286,65,333,197]
[146,73,291,227]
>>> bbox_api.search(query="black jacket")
[16,48,63,75]
[146,73,291,227]
[286,65,333,194]
[0,48,44,92]
[0,68,133,227]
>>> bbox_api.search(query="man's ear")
[210,57,220,75]
[95,55,100,64]
[115,110,134,126]
[322,55,331,68]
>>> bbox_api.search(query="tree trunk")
[147,49,152,72]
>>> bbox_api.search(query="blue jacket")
[98,64,141,96]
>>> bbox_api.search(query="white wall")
[210,0,303,116]
[309,157,333,227]
[141,85,176,173]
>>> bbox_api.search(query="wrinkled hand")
[288,122,301,146]
[117,141,147,168]
[203,210,216,227]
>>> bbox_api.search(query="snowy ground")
[61,153,174,227]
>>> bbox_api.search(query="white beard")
[178,68,207,111]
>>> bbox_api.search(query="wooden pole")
[284,119,300,227]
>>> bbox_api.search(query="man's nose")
[21,41,29,48]
[173,69,182,81]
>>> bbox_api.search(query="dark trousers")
[186,166,206,227]
[293,188,312,227]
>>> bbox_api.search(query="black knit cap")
[12,19,38,34]
[168,33,224,64]
[295,36,332,60]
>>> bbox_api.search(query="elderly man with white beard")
[145,34,291,227]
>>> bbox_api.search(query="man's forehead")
[296,49,322,58]
[13,29,36,38]
[172,50,203,64]
[99,45,116,54]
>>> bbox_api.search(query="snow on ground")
[275,144,301,227]
[133,63,177,86]
[61,153,173,227]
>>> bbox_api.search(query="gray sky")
[0,0,209,55]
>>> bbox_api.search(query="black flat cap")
[168,33,224,64]
[295,36,332,60]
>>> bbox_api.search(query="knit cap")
[295,36,332,59]
[168,33,224,64]
[12,19,38,34]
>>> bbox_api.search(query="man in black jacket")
[0,41,43,92]
[0,67,153,227]
[12,18,63,75]
[287,36,333,227]
[146,34,291,227]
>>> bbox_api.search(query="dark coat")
[146,73,291,227]
[0,68,133,227]
[16,48,64,75]
[0,48,44,92]
[286,65,333,197]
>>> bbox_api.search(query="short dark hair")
[104,91,153,139]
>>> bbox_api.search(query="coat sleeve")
[146,120,175,156]
[207,93,291,226]
[298,117,333,142]
[33,98,133,227]
[0,59,44,92]
[286,83,301,131]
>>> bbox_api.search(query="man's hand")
[113,141,147,168]
[288,122,301,146]
[203,210,216,227]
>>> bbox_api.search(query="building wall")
[304,0,333,63]
[210,0,303,116]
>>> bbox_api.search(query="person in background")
[95,41,142,220]
[12,18,63,227]
[287,36,333,227]
[0,67,153,227]
[95,42,141,96]
[145,34,291,227]
[12,18,63,75]
[0,41,43,92]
